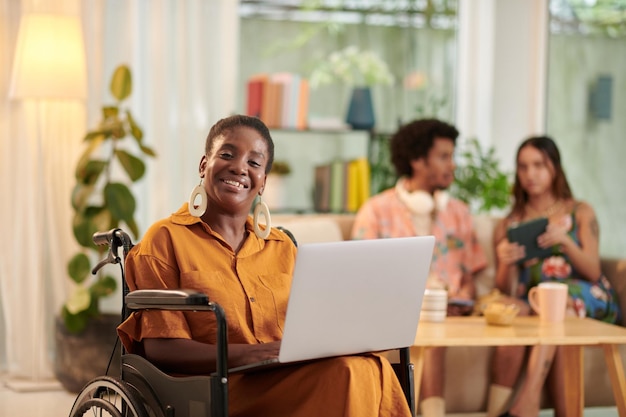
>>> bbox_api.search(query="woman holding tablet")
[487,136,620,417]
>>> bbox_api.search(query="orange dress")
[118,204,411,417]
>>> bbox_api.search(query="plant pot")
[54,314,121,393]
[263,174,288,211]
[346,87,375,130]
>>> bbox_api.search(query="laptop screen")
[279,236,435,363]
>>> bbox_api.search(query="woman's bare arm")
[493,218,524,294]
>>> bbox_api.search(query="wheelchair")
[68,228,416,417]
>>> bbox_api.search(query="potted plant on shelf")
[54,64,156,393]
[309,46,394,130]
[263,160,292,211]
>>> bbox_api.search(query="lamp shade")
[9,14,87,100]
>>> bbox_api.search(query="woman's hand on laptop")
[229,341,281,367]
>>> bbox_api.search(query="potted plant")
[309,46,394,130]
[263,160,292,211]
[449,138,511,214]
[55,64,156,392]
[367,135,511,214]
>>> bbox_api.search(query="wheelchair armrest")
[126,289,209,310]
[123,288,229,405]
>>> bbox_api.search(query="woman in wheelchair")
[116,115,412,417]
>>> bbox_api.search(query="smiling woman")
[114,114,413,417]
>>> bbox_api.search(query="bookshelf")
[270,129,370,213]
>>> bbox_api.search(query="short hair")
[390,118,459,177]
[205,115,275,174]
[511,135,573,216]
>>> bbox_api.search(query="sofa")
[272,212,626,414]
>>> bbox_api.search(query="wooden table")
[411,316,626,417]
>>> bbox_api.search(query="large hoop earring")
[188,181,207,217]
[253,197,271,239]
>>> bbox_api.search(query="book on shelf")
[313,157,371,214]
[262,79,279,128]
[296,78,309,130]
[246,74,267,119]
[313,164,331,213]
[245,72,309,130]
[329,159,345,214]
[353,157,371,211]
[345,160,360,213]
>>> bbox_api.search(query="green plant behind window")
[369,132,397,195]
[63,65,156,333]
[450,138,511,213]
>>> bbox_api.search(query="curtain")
[0,0,239,387]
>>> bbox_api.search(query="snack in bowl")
[484,302,520,326]
[473,288,503,316]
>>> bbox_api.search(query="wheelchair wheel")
[69,376,155,417]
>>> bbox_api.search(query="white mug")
[528,282,568,323]
[420,289,447,322]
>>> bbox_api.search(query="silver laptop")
[228,236,435,373]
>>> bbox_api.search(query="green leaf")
[67,253,91,284]
[110,65,132,101]
[139,144,157,157]
[84,131,108,142]
[71,183,95,211]
[72,207,112,248]
[104,182,136,222]
[78,160,107,185]
[61,305,89,333]
[91,208,115,238]
[451,137,512,213]
[91,275,117,298]
[72,211,102,248]
[126,110,144,142]
[65,286,92,315]
[115,150,146,182]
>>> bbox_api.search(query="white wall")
[547,35,626,258]
[456,0,549,172]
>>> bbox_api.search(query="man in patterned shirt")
[352,118,487,417]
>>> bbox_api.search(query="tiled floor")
[0,375,619,417]
[0,384,76,417]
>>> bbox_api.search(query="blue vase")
[346,87,375,130]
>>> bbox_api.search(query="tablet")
[506,217,552,263]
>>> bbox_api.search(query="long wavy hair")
[510,136,573,217]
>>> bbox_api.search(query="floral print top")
[351,188,487,298]
[517,207,621,323]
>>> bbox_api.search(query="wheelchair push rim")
[69,376,159,417]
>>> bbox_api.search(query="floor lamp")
[6,13,87,391]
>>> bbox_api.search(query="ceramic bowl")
[484,302,520,326]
